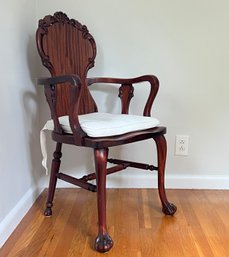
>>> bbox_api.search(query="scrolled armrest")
[37,74,86,144]
[37,74,81,87]
[87,75,158,86]
[87,75,159,116]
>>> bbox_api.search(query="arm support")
[37,74,87,144]
[87,75,159,116]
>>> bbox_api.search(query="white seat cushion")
[45,112,160,137]
[41,113,160,174]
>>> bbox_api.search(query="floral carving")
[38,12,92,40]
[53,12,69,23]
[37,11,97,74]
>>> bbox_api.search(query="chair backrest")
[36,12,98,116]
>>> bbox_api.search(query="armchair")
[36,11,176,253]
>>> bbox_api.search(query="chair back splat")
[36,11,97,116]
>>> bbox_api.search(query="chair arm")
[37,74,81,86]
[37,75,87,144]
[87,75,159,116]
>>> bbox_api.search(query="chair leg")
[153,135,177,215]
[44,142,62,216]
[94,148,113,253]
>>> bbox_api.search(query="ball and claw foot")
[95,233,114,253]
[162,202,177,216]
[44,206,52,216]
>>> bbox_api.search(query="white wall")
[37,0,229,188]
[0,0,44,246]
[0,0,229,248]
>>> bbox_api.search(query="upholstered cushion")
[41,113,160,174]
[44,112,160,137]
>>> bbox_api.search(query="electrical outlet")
[175,135,189,156]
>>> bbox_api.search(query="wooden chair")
[36,11,177,253]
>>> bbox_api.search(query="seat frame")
[36,12,176,253]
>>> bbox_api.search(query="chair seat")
[44,112,160,137]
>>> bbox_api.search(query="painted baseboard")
[165,174,229,189]
[0,185,44,248]
[52,173,229,189]
[107,173,229,189]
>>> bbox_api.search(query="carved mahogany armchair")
[36,12,176,253]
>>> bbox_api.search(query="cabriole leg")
[44,142,62,216]
[153,135,177,215]
[94,148,113,253]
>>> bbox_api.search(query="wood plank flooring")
[1,189,229,257]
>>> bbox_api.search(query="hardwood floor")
[1,189,229,257]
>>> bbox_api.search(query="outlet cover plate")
[175,135,189,156]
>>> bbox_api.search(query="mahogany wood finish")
[94,148,113,252]
[36,11,177,253]
[44,142,62,216]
